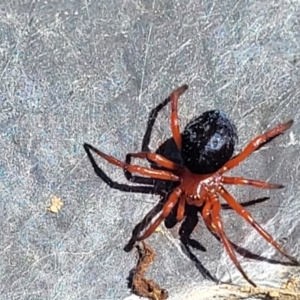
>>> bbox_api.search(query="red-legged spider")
[84,85,298,287]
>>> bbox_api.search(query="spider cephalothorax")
[84,84,298,287]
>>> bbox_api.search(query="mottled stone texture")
[0,1,300,299]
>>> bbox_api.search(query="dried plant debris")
[47,196,63,213]
[221,276,300,300]
[131,241,168,300]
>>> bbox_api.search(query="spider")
[83,85,298,287]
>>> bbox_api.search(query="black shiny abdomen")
[181,110,238,174]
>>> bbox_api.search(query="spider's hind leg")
[219,185,300,265]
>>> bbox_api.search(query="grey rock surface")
[1,1,300,299]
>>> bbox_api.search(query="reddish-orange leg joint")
[170,85,188,149]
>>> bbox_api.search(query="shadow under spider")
[122,90,295,284]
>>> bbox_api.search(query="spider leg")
[219,186,300,265]
[219,120,293,174]
[84,143,180,181]
[170,85,188,150]
[221,176,284,189]
[137,187,182,241]
[176,196,186,222]
[126,152,182,171]
[84,143,159,194]
[125,89,183,181]
[141,91,174,152]
[202,200,216,233]
[124,152,181,183]
[208,194,257,287]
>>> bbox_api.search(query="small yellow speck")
[48,196,63,213]
[155,225,166,235]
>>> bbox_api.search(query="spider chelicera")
[84,85,298,287]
